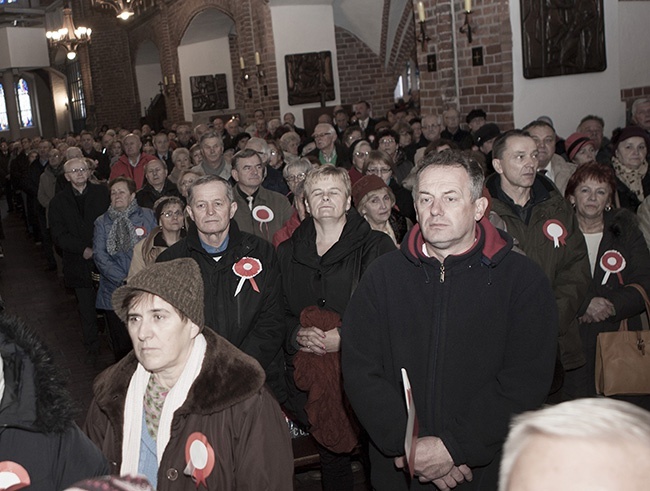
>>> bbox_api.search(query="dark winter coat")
[577,208,650,404]
[0,314,109,489]
[277,208,395,424]
[48,182,110,288]
[277,207,396,353]
[612,166,650,212]
[157,220,287,402]
[341,219,558,490]
[84,328,293,490]
[135,179,182,209]
[486,173,591,370]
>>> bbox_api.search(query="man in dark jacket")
[0,313,108,488]
[49,158,110,364]
[80,130,110,181]
[157,175,287,403]
[135,158,181,209]
[486,130,591,394]
[342,150,558,490]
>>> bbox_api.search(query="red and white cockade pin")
[184,432,215,489]
[0,461,30,491]
[135,226,146,237]
[600,250,626,285]
[252,205,274,224]
[232,257,262,296]
[543,219,567,248]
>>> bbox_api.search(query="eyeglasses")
[286,173,306,182]
[270,150,278,156]
[313,132,333,139]
[65,167,88,174]
[162,210,183,218]
[354,151,370,158]
[367,167,392,175]
[379,139,396,145]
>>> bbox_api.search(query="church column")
[2,70,21,141]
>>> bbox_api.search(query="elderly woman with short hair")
[283,157,312,202]
[169,147,193,184]
[128,196,185,278]
[94,177,156,361]
[278,165,394,490]
[279,131,301,165]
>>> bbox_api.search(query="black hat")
[466,109,487,125]
[474,123,501,147]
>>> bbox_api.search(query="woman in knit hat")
[610,126,650,211]
[352,174,411,245]
[565,132,597,166]
[84,258,293,490]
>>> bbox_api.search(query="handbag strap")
[619,283,650,332]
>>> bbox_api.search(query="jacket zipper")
[439,263,445,283]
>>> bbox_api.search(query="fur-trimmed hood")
[90,327,266,445]
[0,314,76,433]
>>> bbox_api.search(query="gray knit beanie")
[112,258,204,327]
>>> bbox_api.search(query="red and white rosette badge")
[600,250,626,285]
[0,461,30,491]
[134,226,146,238]
[232,257,262,297]
[184,432,215,489]
[543,219,567,248]
[252,205,274,236]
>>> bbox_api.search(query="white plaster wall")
[510,1,625,138]
[270,4,340,128]
[178,37,235,122]
[0,27,49,70]
[618,2,650,90]
[135,63,162,116]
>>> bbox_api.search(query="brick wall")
[335,26,402,119]
[416,0,514,129]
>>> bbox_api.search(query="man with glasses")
[308,123,350,168]
[49,158,110,366]
[135,158,181,209]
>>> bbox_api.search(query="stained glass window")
[0,84,8,131]
[15,78,33,128]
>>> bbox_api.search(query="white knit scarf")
[120,333,207,476]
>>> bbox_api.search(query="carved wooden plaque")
[520,0,606,79]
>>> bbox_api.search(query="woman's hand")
[579,297,615,323]
[297,327,341,355]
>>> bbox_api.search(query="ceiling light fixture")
[45,6,91,61]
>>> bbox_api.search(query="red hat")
[352,174,389,207]
[565,132,594,161]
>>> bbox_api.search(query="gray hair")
[414,149,485,201]
[186,174,233,205]
[231,148,263,171]
[171,147,190,164]
[244,137,270,165]
[283,157,312,180]
[199,131,223,148]
[279,131,301,151]
[632,98,650,116]
[499,398,650,491]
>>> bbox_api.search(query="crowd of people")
[0,95,649,489]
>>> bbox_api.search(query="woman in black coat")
[566,163,650,408]
[278,166,394,491]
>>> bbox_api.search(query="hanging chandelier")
[91,0,158,21]
[45,6,91,60]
